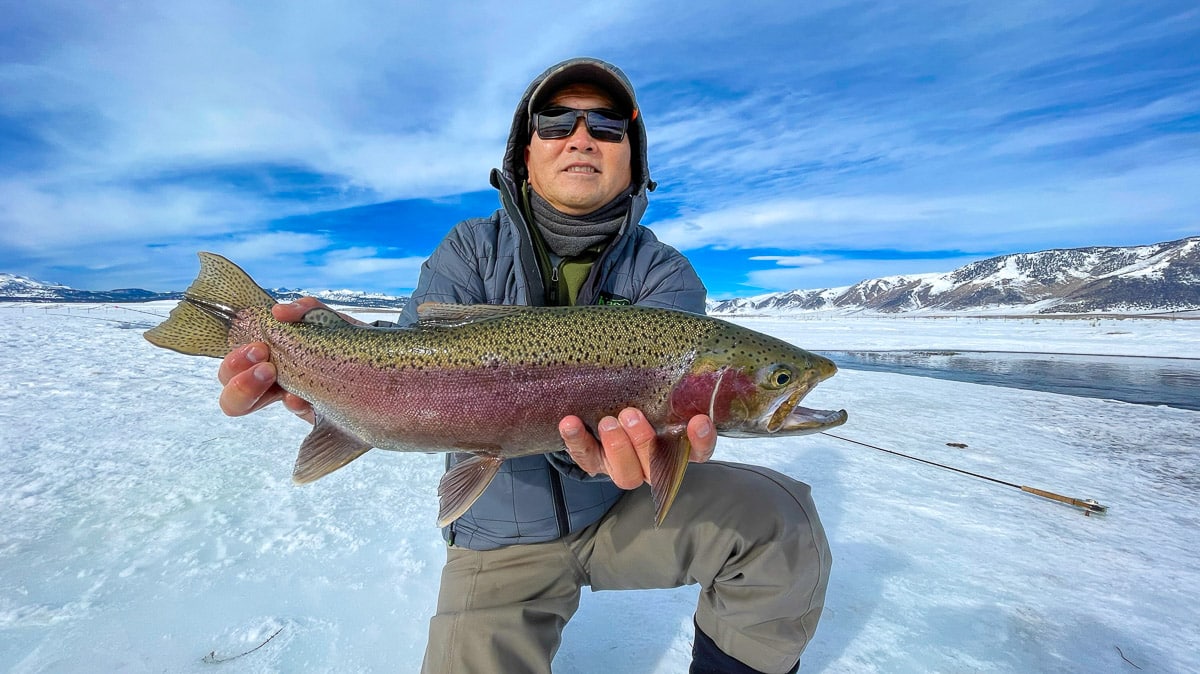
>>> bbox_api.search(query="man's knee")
[693,462,828,554]
[689,464,832,672]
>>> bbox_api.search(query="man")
[217,57,831,673]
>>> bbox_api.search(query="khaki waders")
[421,461,832,674]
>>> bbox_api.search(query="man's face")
[525,84,633,216]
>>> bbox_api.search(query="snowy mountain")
[0,273,177,303]
[0,273,408,310]
[6,237,1198,315]
[0,273,71,299]
[709,236,1200,315]
[271,288,409,310]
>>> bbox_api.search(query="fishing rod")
[821,431,1108,515]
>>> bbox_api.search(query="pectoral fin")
[649,430,692,527]
[292,415,373,483]
[437,454,504,527]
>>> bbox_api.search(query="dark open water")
[819,350,1200,412]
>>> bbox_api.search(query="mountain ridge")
[4,236,1198,315]
[707,236,1200,316]
[0,273,410,310]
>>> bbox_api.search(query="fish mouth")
[766,372,848,434]
[773,405,848,433]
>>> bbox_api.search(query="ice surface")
[1,304,1197,672]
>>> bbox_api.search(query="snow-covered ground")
[729,312,1198,358]
[1,303,1197,673]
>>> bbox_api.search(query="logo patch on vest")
[597,292,632,306]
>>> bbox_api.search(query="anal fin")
[292,416,373,483]
[649,430,692,527]
[437,454,504,527]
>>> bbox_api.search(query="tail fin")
[144,252,276,358]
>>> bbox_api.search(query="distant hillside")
[6,236,1198,316]
[0,274,408,310]
[0,273,180,303]
[708,236,1200,316]
[270,288,409,310]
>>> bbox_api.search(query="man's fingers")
[687,414,716,463]
[560,415,603,474]
[272,297,324,322]
[217,343,269,385]
[597,414,645,490]
[560,410,710,489]
[218,362,281,416]
[283,393,316,425]
[618,408,657,480]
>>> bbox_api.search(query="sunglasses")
[532,106,630,143]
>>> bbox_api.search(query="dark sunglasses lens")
[584,111,627,142]
[536,108,579,139]
[535,108,627,142]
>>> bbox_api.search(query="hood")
[498,57,653,196]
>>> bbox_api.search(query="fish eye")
[767,366,792,388]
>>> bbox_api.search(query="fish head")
[675,324,848,437]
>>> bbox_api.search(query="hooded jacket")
[396,58,707,550]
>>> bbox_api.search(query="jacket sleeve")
[636,251,707,314]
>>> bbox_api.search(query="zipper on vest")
[549,467,570,539]
[445,453,456,546]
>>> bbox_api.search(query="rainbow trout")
[145,252,847,527]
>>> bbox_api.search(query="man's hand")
[216,297,355,424]
[558,409,716,489]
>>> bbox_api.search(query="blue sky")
[2,1,1198,299]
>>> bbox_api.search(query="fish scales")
[247,306,700,454]
[145,252,847,527]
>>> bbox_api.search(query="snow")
[1,303,1197,673]
[0,275,72,297]
[728,313,1198,359]
[1118,242,1193,281]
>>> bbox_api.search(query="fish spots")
[254,306,819,422]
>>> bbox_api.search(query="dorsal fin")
[416,302,529,327]
[300,307,353,328]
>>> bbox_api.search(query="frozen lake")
[1,304,1197,672]
[821,349,1200,411]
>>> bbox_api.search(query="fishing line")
[109,304,170,318]
[820,431,1107,515]
[42,312,156,328]
[38,304,166,326]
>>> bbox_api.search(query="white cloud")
[4,0,1199,296]
[317,247,427,289]
[652,146,1200,257]
[989,93,1200,157]
[652,195,968,252]
[0,179,265,252]
[210,232,333,263]
[749,255,826,267]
